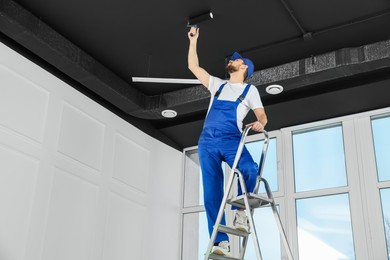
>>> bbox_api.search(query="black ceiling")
[1,0,390,150]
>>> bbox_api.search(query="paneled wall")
[0,42,182,260]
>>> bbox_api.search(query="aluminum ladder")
[204,126,294,260]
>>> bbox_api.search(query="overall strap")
[236,84,252,103]
[214,83,227,98]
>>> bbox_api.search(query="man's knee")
[240,161,258,176]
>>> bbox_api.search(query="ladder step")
[217,225,249,237]
[207,253,243,260]
[227,192,272,209]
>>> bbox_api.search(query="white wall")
[0,42,182,260]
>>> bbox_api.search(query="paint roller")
[187,12,213,37]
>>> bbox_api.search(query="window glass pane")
[246,206,281,259]
[183,150,203,207]
[246,138,278,193]
[182,212,209,260]
[380,188,390,259]
[371,116,390,182]
[296,194,355,260]
[293,125,347,192]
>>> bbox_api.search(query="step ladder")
[204,126,294,260]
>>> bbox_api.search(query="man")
[188,26,268,257]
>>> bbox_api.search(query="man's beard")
[225,63,238,74]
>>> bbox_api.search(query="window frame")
[180,107,390,260]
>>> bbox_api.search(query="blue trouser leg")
[198,140,229,243]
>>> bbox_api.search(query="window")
[183,150,202,208]
[182,212,208,260]
[373,115,390,259]
[380,188,390,258]
[292,125,355,259]
[246,138,278,193]
[296,194,355,260]
[372,116,390,182]
[242,136,283,258]
[181,108,390,260]
[245,206,282,259]
[292,125,347,192]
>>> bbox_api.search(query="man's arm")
[188,27,210,88]
[246,108,268,132]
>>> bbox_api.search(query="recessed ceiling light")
[266,84,283,95]
[161,109,177,118]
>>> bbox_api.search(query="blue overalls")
[198,83,259,243]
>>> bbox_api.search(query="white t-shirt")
[207,76,263,130]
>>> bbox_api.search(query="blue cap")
[231,52,254,79]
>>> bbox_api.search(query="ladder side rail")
[231,126,253,171]
[237,171,263,260]
[239,232,250,259]
[262,178,294,260]
[204,126,253,259]
[253,130,270,194]
[235,170,251,260]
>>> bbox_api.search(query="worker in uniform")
[187,27,268,257]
